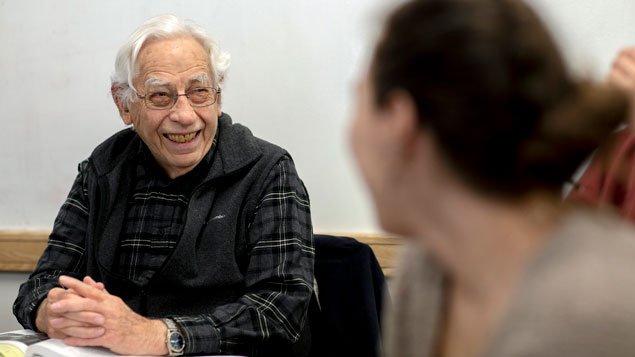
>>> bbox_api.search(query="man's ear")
[111,85,133,126]
[216,91,222,117]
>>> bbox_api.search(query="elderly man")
[13,14,314,356]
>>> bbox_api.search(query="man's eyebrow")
[143,74,210,88]
[145,77,171,87]
[187,73,211,86]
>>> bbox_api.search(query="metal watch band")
[163,317,179,330]
[163,318,185,356]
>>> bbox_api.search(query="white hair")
[111,14,230,108]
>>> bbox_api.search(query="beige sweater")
[384,210,635,357]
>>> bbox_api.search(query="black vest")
[81,113,289,317]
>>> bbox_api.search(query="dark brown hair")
[372,0,628,197]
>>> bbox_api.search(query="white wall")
[1,0,632,233]
[0,273,30,332]
[0,0,390,233]
[0,0,633,332]
[527,0,635,78]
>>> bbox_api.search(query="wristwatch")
[162,318,185,356]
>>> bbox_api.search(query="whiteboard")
[0,0,633,232]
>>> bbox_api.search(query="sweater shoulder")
[87,128,140,175]
[489,211,635,356]
[217,115,291,171]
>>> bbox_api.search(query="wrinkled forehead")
[134,36,213,86]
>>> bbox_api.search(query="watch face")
[169,332,185,352]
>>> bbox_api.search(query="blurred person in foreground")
[568,47,635,221]
[351,0,635,356]
[13,14,314,356]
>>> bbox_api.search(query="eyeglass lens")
[144,86,218,109]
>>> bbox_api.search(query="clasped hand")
[35,276,167,355]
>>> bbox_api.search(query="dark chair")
[308,234,388,357]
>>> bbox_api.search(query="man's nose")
[169,94,197,124]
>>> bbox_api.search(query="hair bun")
[518,82,629,189]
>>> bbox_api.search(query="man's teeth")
[166,132,196,143]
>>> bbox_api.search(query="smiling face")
[120,36,221,179]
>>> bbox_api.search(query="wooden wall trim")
[0,231,50,272]
[322,233,404,277]
[0,231,404,275]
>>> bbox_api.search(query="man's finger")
[46,328,70,340]
[59,326,105,340]
[59,276,104,300]
[83,276,106,291]
[63,336,108,348]
[50,316,98,330]
[50,317,85,329]
[49,296,100,314]
[47,287,73,302]
[53,311,105,326]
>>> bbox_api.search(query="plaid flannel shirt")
[14,135,314,355]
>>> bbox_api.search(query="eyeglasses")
[135,86,221,110]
